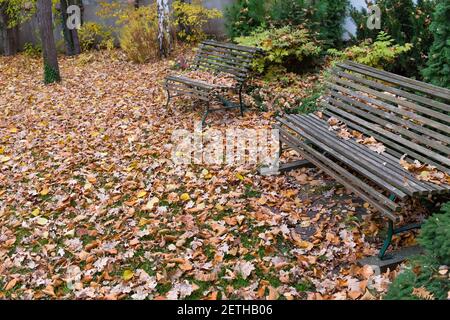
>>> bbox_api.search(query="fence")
[0,0,366,53]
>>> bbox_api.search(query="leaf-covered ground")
[0,50,417,300]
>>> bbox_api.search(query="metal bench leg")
[378,194,422,260]
[201,102,210,126]
[165,90,171,108]
[379,220,395,260]
[164,80,171,108]
[239,86,244,117]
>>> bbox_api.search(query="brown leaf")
[4,278,19,291]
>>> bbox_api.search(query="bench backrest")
[322,61,450,173]
[192,40,262,85]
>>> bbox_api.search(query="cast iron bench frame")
[276,61,450,260]
[164,40,262,125]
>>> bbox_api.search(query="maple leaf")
[235,261,255,280]
[412,287,435,300]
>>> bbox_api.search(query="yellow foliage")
[78,22,114,52]
[119,6,159,64]
[173,0,222,43]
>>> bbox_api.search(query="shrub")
[23,42,41,57]
[327,32,412,70]
[172,0,222,43]
[270,0,349,49]
[350,0,436,78]
[119,6,158,63]
[419,202,450,265]
[385,203,450,300]
[78,22,113,52]
[422,1,450,89]
[288,85,324,114]
[224,0,268,39]
[235,26,322,74]
[225,0,349,49]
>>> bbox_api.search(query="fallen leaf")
[122,270,134,281]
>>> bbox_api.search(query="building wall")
[1,0,366,53]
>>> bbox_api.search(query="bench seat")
[164,40,262,124]
[276,61,450,259]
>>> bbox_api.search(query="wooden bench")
[164,40,262,124]
[276,61,450,260]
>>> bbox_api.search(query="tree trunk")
[157,0,171,58]
[0,4,19,56]
[60,0,81,56]
[37,0,61,83]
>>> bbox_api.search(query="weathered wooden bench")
[276,61,450,260]
[164,40,262,124]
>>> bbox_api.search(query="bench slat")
[202,40,261,54]
[342,61,450,98]
[322,102,450,169]
[285,115,430,196]
[332,69,450,113]
[306,114,446,194]
[329,77,450,128]
[322,104,450,173]
[337,62,450,101]
[277,126,400,220]
[279,117,409,199]
[291,114,438,195]
[327,82,450,144]
[327,93,450,155]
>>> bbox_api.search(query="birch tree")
[157,0,171,57]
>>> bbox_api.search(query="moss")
[43,62,61,84]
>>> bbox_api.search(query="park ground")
[0,49,418,300]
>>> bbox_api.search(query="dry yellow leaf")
[31,208,41,217]
[122,269,134,281]
[180,193,190,201]
[0,156,11,163]
[143,197,159,211]
[37,217,48,226]
[137,190,147,198]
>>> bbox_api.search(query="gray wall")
[1,0,365,53]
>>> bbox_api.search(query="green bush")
[422,1,450,89]
[385,203,450,300]
[235,26,322,74]
[419,202,450,265]
[270,0,349,49]
[224,0,268,39]
[287,85,324,114]
[327,32,412,70]
[225,0,348,49]
[350,0,436,78]
[384,255,448,300]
